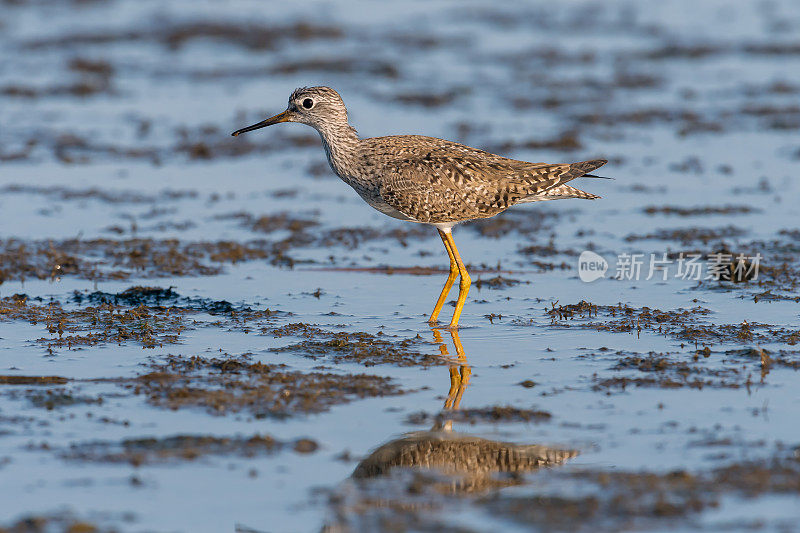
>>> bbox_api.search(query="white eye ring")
[302,98,314,109]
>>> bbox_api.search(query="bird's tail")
[519,159,607,202]
[541,183,601,200]
[554,159,608,185]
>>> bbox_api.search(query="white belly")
[364,197,417,222]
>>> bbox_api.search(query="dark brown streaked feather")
[236,86,608,225]
[360,135,605,223]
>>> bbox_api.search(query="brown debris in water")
[61,433,311,466]
[127,353,404,418]
[273,326,441,367]
[486,131,583,153]
[625,225,747,244]
[0,184,197,204]
[0,513,106,533]
[545,300,798,345]
[518,239,579,257]
[643,205,759,216]
[2,57,114,100]
[668,234,800,302]
[728,348,800,370]
[0,375,69,385]
[474,276,527,290]
[0,293,188,351]
[24,21,343,51]
[406,406,552,425]
[0,218,442,282]
[0,80,111,99]
[0,237,292,282]
[391,87,469,108]
[272,58,399,79]
[23,389,105,410]
[469,208,561,239]
[592,374,741,392]
[483,455,800,531]
[328,449,800,531]
[0,286,288,354]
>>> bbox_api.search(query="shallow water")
[1,0,799,531]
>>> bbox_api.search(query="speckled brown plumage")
[234,86,605,226]
[232,86,608,328]
[360,135,605,223]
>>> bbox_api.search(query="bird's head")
[231,86,349,137]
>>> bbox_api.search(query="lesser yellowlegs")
[232,86,606,329]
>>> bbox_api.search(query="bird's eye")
[302,98,314,109]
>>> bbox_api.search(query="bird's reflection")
[351,328,577,494]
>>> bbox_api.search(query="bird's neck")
[316,121,361,178]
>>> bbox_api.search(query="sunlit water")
[1,0,799,531]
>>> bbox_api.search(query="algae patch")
[127,353,404,418]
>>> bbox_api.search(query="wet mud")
[1,0,799,531]
[62,434,316,466]
[325,450,800,532]
[129,353,404,418]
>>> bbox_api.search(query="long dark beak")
[231,109,293,136]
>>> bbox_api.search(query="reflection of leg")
[439,365,461,431]
[432,328,445,351]
[433,327,472,431]
[449,329,471,410]
[452,366,471,410]
[435,328,460,410]
[429,229,459,324]
[450,329,467,363]
[442,231,471,329]
[445,329,472,409]
[445,366,460,410]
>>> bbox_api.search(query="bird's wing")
[369,136,605,222]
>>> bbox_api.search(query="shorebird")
[232,86,606,329]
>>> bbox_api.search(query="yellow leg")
[428,229,459,324]
[442,231,471,329]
